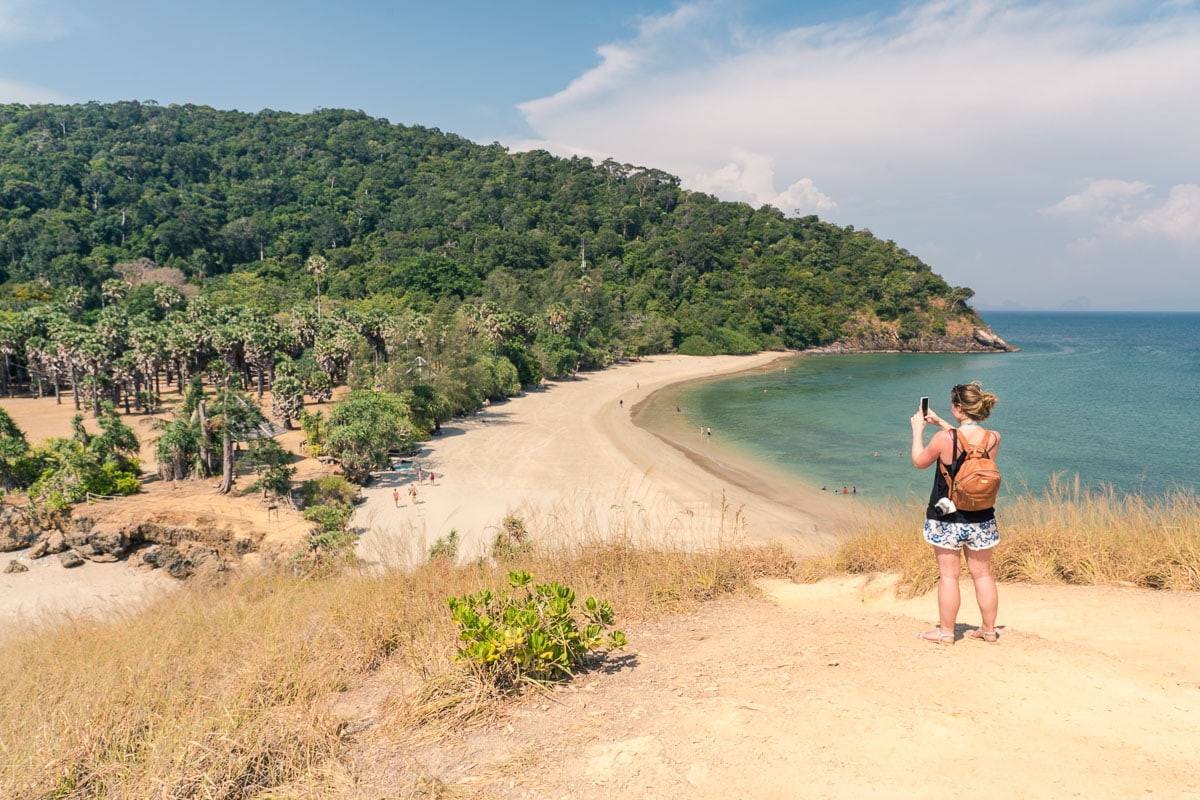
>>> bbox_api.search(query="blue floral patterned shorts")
[922,518,1000,551]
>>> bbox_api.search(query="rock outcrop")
[0,505,38,552]
[810,321,1018,354]
[6,504,269,581]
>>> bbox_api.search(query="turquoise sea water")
[666,312,1200,504]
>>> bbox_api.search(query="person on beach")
[910,381,1002,645]
[409,484,418,504]
[392,488,399,507]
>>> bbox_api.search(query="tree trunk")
[197,400,213,476]
[92,368,102,417]
[219,429,234,494]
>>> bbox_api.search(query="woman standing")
[910,381,1002,645]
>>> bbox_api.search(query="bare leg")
[965,547,998,632]
[933,546,963,635]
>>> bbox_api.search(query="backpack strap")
[960,428,993,458]
[969,429,994,457]
[938,458,954,489]
[938,429,959,488]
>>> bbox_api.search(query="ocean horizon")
[641,311,1199,505]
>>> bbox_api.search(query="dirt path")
[354,576,1200,799]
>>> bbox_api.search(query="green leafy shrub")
[303,503,353,533]
[446,571,627,690]
[492,514,531,559]
[298,409,325,456]
[243,438,295,498]
[299,475,358,508]
[429,530,459,562]
[302,497,356,559]
[677,334,717,355]
[306,527,355,553]
[86,462,142,497]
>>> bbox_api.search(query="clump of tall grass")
[997,477,1199,589]
[798,476,1200,596]
[0,511,795,799]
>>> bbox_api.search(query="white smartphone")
[920,396,929,416]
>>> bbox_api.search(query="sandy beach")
[352,352,854,567]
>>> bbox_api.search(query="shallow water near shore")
[644,312,1200,504]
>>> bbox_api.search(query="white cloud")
[774,177,838,215]
[520,0,1200,191]
[688,150,838,214]
[512,0,1200,308]
[1043,179,1200,246]
[1126,184,1200,243]
[519,4,710,120]
[1041,179,1152,219]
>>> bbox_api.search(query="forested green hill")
[1,101,990,359]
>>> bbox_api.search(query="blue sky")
[2,0,1198,311]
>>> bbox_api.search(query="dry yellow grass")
[0,522,795,799]
[799,479,1200,596]
[4,482,1197,797]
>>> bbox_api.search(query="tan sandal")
[917,628,955,645]
[967,628,999,643]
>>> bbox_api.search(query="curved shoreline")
[629,352,857,547]
[353,352,856,568]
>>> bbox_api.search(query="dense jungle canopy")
[0,101,981,355]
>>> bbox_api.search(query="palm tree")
[0,407,29,489]
[52,323,91,412]
[208,370,269,494]
[100,278,127,308]
[269,374,304,430]
[306,254,328,322]
[22,306,70,401]
[128,321,168,410]
[287,305,320,352]
[94,306,130,408]
[73,329,113,417]
[165,316,204,392]
[0,313,25,397]
[314,314,361,387]
[154,376,207,481]
[239,310,283,399]
[152,283,185,314]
